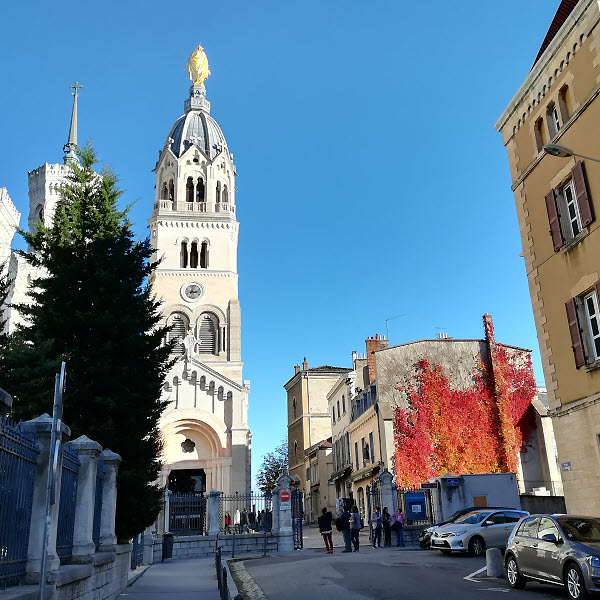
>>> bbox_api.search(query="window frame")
[583,290,600,361]
[559,179,583,239]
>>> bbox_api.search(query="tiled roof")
[532,0,581,68]
[305,366,351,373]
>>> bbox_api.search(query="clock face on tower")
[181,282,204,302]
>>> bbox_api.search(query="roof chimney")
[302,357,308,371]
[365,335,389,384]
[294,364,300,375]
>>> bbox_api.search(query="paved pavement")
[123,557,222,600]
[241,544,567,600]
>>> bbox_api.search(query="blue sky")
[1,0,560,483]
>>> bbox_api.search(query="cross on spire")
[70,81,83,98]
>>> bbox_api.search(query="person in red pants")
[318,507,334,554]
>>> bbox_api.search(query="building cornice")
[154,269,239,278]
[283,367,351,390]
[495,0,596,133]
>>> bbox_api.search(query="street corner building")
[495,0,600,513]
[150,47,251,496]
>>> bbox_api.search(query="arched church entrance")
[168,468,206,493]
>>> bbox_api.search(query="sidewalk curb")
[127,565,151,588]
[228,560,268,600]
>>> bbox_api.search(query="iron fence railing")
[219,492,272,534]
[131,531,144,570]
[92,457,104,550]
[56,443,80,564]
[0,415,39,589]
[170,493,207,535]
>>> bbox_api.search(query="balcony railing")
[215,202,235,214]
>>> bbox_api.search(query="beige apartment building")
[284,359,350,500]
[496,0,600,512]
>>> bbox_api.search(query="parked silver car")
[431,509,529,556]
[505,514,600,599]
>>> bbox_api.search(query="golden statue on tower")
[185,45,211,86]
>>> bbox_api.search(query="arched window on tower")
[222,184,229,204]
[197,313,218,354]
[215,181,221,204]
[167,313,188,355]
[200,242,208,268]
[294,441,298,464]
[162,182,169,200]
[190,242,199,268]
[180,241,188,268]
[292,397,297,419]
[196,178,205,202]
[168,179,174,201]
[186,177,194,203]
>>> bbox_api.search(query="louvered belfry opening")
[198,313,218,354]
[196,178,205,202]
[186,177,194,202]
[168,314,187,355]
[215,181,221,203]
[190,242,199,268]
[200,242,208,268]
[180,242,188,268]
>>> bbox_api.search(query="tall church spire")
[63,82,82,165]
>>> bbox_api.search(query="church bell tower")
[150,46,251,495]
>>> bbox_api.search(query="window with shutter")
[190,242,198,268]
[565,298,585,368]
[572,161,594,228]
[198,313,218,354]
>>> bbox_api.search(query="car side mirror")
[541,533,560,544]
[483,520,494,527]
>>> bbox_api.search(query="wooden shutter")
[572,161,594,228]
[545,189,563,251]
[565,298,585,368]
[596,279,600,304]
[198,314,217,354]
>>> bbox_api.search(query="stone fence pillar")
[99,449,122,551]
[70,435,102,563]
[22,414,71,584]
[208,489,221,535]
[274,473,293,552]
[377,468,397,514]
[143,526,154,565]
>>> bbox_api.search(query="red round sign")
[280,491,290,501]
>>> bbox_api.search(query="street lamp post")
[543,143,600,163]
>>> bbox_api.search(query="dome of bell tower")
[165,85,228,161]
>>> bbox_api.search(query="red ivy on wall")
[393,320,537,487]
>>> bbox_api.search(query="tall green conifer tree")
[7,144,173,539]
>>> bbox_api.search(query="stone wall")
[153,533,279,562]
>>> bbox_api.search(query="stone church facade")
[150,60,251,496]
[2,49,252,496]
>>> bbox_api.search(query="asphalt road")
[242,545,568,600]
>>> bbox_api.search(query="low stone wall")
[0,545,132,600]
[153,533,279,562]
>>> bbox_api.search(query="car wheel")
[469,536,485,557]
[565,563,588,599]
[506,555,526,589]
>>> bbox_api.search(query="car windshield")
[558,517,600,542]
[455,511,491,525]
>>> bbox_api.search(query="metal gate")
[291,480,303,550]
[169,492,207,535]
[397,487,436,525]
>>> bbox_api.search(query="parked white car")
[431,509,529,556]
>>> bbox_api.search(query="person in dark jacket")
[349,505,361,552]
[318,507,334,554]
[339,508,352,552]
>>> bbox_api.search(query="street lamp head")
[543,143,575,158]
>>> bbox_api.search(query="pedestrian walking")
[371,506,382,548]
[349,505,361,552]
[318,507,334,554]
[382,507,392,547]
[392,508,405,546]
[224,512,232,534]
[336,507,352,552]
